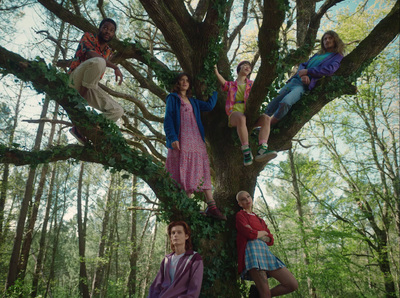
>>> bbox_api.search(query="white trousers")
[69,57,124,122]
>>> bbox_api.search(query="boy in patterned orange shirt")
[69,18,124,143]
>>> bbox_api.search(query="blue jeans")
[265,79,306,120]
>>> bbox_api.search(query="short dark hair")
[171,73,193,98]
[99,18,117,31]
[167,221,193,252]
[236,60,251,74]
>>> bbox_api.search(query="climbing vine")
[197,0,230,97]
[0,51,240,296]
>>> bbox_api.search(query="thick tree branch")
[137,0,221,90]
[22,119,72,127]
[36,30,67,59]
[0,144,90,166]
[0,45,181,209]
[122,114,166,142]
[220,1,233,53]
[228,0,250,49]
[246,0,287,117]
[296,0,315,46]
[244,0,399,151]
[37,0,172,79]
[193,0,210,21]
[336,0,400,76]
[120,60,167,101]
[138,0,195,73]
[284,0,345,66]
[160,0,198,37]
[99,83,164,123]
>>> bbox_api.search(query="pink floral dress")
[166,97,212,193]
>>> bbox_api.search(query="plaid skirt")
[241,239,286,280]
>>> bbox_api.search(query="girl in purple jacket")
[148,221,203,298]
[265,30,345,125]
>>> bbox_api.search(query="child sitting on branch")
[265,30,345,126]
[215,62,277,166]
[68,18,124,143]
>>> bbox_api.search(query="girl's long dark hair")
[171,73,193,98]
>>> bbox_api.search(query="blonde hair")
[236,190,249,202]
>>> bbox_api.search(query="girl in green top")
[215,61,277,166]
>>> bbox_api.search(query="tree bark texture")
[127,175,138,297]
[77,163,90,298]
[0,0,399,296]
[6,90,50,289]
[19,102,60,279]
[31,161,57,297]
[142,221,158,298]
[0,81,23,242]
[91,175,114,297]
[45,165,69,298]
[288,149,316,297]
[16,16,66,285]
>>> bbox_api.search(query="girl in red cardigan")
[235,191,298,297]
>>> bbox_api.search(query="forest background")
[0,0,398,297]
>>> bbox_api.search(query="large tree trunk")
[0,1,398,296]
[296,0,316,47]
[5,167,36,289]
[376,231,396,297]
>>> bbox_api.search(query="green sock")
[207,200,216,208]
